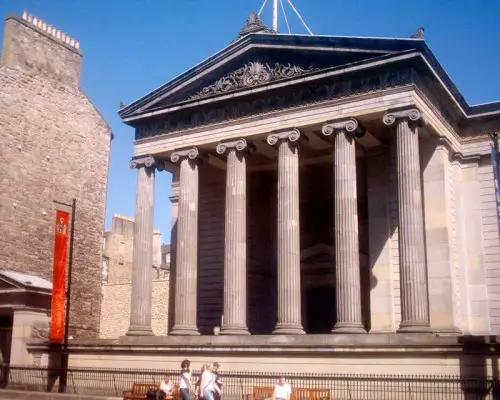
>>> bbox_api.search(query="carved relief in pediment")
[188,61,319,100]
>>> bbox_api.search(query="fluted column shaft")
[322,118,365,333]
[170,148,201,336]
[267,129,305,335]
[383,107,432,333]
[217,139,251,335]
[127,156,160,336]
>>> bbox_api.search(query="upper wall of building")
[0,11,111,338]
[1,12,82,87]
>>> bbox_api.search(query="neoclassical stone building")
[43,14,499,374]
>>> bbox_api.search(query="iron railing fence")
[0,365,498,399]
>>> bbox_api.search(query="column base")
[126,325,154,336]
[331,322,366,334]
[273,323,305,335]
[433,327,462,336]
[219,326,250,336]
[397,321,433,334]
[170,325,200,336]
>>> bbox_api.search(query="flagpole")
[273,0,278,31]
[53,198,76,393]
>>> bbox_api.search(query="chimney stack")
[1,11,82,86]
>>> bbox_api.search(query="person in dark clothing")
[212,362,223,400]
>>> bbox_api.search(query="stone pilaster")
[322,118,365,333]
[126,155,163,336]
[421,140,461,334]
[169,148,201,336]
[267,129,305,335]
[366,146,395,332]
[383,106,432,333]
[216,139,252,335]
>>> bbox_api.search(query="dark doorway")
[0,317,12,364]
[306,286,335,333]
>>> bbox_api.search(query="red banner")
[50,210,69,343]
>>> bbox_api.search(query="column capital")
[170,147,201,164]
[267,128,301,147]
[169,181,180,204]
[321,117,365,139]
[129,155,165,171]
[382,106,427,127]
[216,138,255,156]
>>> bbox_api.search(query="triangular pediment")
[119,34,432,120]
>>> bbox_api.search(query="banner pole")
[58,198,76,393]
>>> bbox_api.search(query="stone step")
[0,389,120,400]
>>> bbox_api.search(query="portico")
[124,96,440,337]
[116,13,500,346]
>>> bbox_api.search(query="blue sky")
[1,0,499,244]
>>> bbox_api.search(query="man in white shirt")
[160,376,174,396]
[273,377,292,400]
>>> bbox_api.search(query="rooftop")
[0,270,52,291]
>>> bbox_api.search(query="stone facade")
[116,13,500,339]
[100,215,169,338]
[0,11,111,338]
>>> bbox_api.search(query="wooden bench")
[294,388,331,400]
[245,386,331,400]
[123,383,180,400]
[245,386,274,400]
[123,383,160,400]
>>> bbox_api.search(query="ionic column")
[169,148,201,336]
[383,106,432,333]
[322,118,366,333]
[267,129,305,335]
[216,139,252,335]
[127,155,163,336]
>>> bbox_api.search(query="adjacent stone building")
[99,215,169,338]
[0,11,111,340]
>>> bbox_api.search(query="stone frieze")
[136,67,416,140]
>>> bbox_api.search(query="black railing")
[0,365,498,399]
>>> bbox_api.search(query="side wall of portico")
[421,140,460,333]
[478,159,500,332]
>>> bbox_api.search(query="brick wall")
[0,13,111,338]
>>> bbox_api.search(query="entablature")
[132,86,494,173]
